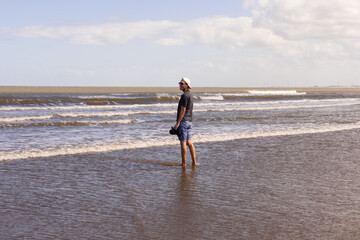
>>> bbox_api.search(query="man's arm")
[174,106,186,130]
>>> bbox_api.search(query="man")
[173,77,198,166]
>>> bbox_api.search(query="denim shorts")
[178,121,192,142]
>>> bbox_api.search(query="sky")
[1,0,360,87]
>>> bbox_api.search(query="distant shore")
[1,86,360,94]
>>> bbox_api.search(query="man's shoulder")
[183,90,193,97]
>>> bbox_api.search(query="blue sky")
[1,0,360,87]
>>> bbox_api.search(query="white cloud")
[12,21,179,45]
[6,1,360,68]
[240,0,360,67]
[154,38,186,46]
[9,16,284,48]
[156,16,285,48]
[247,0,360,40]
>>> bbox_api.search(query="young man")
[173,77,198,166]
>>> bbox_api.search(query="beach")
[2,130,360,239]
[1,87,360,239]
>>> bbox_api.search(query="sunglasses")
[178,82,186,85]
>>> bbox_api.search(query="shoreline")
[1,86,360,94]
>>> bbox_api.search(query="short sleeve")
[179,94,188,108]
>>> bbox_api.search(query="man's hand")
[174,106,186,130]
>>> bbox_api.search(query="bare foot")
[192,162,199,166]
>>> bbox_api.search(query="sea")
[1,87,360,239]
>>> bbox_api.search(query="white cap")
[182,77,191,89]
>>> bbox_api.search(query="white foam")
[77,95,123,99]
[196,98,360,108]
[210,102,360,112]
[156,93,179,100]
[2,97,360,112]
[195,123,360,143]
[76,119,137,125]
[0,138,178,161]
[0,115,53,122]
[0,103,178,112]
[2,101,358,123]
[56,111,130,118]
[193,102,360,114]
[56,110,175,118]
[2,122,360,161]
[0,119,138,128]
[247,90,307,96]
[198,94,224,101]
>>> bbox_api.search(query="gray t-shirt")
[177,90,193,122]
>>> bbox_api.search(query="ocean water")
[1,89,360,239]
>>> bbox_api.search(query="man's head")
[179,77,191,91]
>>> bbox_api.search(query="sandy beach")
[2,87,360,239]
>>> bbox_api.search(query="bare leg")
[180,141,187,166]
[186,140,198,166]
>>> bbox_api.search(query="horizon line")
[1,85,360,94]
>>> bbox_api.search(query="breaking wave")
[198,94,224,101]
[1,97,359,112]
[0,115,53,122]
[0,119,137,128]
[247,90,307,96]
[2,101,359,123]
[0,103,177,112]
[55,110,175,118]
[201,102,360,112]
[2,122,360,161]
[155,93,180,101]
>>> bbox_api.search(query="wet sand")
[1,129,360,239]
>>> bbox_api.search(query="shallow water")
[2,90,360,161]
[2,130,360,239]
[1,89,360,239]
